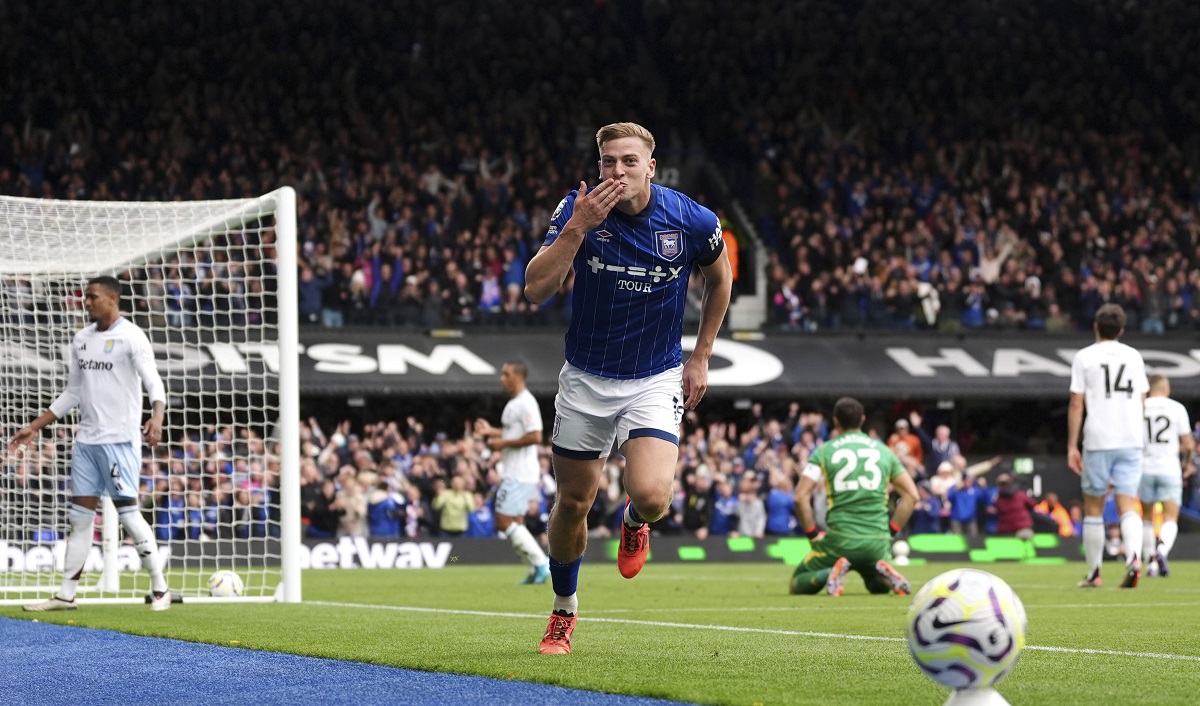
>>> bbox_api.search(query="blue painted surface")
[0,617,695,706]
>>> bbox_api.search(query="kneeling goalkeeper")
[790,397,919,597]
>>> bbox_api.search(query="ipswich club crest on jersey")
[655,230,682,260]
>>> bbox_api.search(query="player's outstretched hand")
[142,418,163,447]
[8,426,35,451]
[567,179,624,233]
[682,356,709,410]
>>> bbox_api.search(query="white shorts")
[1081,447,1141,497]
[551,363,683,460]
[1139,474,1183,505]
[71,442,141,500]
[495,477,539,517]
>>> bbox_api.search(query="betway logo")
[0,541,168,572]
[886,347,1200,378]
[301,538,453,569]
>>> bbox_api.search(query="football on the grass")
[206,569,244,597]
[905,568,1026,689]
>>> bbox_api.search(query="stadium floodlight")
[0,188,301,605]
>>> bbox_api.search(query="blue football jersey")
[543,183,724,379]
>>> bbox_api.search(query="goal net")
[0,188,300,605]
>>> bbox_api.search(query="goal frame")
[0,186,301,605]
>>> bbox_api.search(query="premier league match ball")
[905,568,1026,691]
[206,569,245,598]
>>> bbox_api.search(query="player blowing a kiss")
[12,275,172,611]
[524,122,732,654]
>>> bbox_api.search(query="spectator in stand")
[1068,502,1084,537]
[910,483,943,535]
[405,485,429,538]
[524,497,549,549]
[928,461,957,507]
[683,467,713,540]
[993,473,1036,540]
[976,476,999,534]
[764,470,796,536]
[185,493,205,541]
[908,411,961,480]
[297,263,331,325]
[709,476,738,537]
[736,474,766,539]
[432,476,473,537]
[887,419,924,468]
[306,477,344,539]
[336,466,367,537]
[946,474,981,537]
[1034,492,1075,538]
[892,442,925,478]
[366,479,405,538]
[156,476,188,541]
[466,493,496,538]
[587,472,615,539]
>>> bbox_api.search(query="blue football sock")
[548,554,582,597]
[624,501,646,527]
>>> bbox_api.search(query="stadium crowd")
[657,1,1200,333]
[1,0,658,329]
[293,405,1199,547]
[3,1,1200,332]
[5,400,1197,552]
[3,0,1200,557]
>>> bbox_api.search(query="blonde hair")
[596,122,655,155]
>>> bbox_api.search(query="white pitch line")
[1007,583,1200,595]
[584,601,1200,614]
[305,600,1200,662]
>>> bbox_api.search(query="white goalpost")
[0,187,300,605]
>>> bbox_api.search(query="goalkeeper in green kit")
[789,397,920,596]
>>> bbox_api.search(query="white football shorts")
[1139,474,1183,505]
[551,362,683,460]
[71,442,141,500]
[1081,447,1142,498]
[495,477,540,517]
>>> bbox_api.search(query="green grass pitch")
[4,562,1198,705]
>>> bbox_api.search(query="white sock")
[1082,517,1104,573]
[623,502,645,528]
[1142,521,1156,565]
[1119,511,1143,568]
[1160,521,1178,556]
[505,524,548,568]
[118,505,168,594]
[552,593,578,616]
[59,504,96,601]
